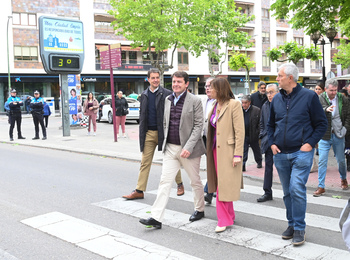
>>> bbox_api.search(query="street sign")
[100,43,122,70]
[39,16,84,74]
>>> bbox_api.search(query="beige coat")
[206,99,245,201]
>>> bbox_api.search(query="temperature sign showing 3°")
[50,55,80,71]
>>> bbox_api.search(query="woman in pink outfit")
[83,92,99,135]
[206,78,245,233]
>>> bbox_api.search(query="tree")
[108,0,254,83]
[185,0,254,76]
[270,0,350,36]
[266,41,321,65]
[108,0,192,86]
[228,51,255,92]
[333,38,350,68]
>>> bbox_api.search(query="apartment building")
[0,0,344,111]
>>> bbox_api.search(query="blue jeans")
[273,149,314,230]
[318,134,347,188]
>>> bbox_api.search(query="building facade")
[0,0,346,111]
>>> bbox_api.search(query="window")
[95,21,114,33]
[129,51,137,64]
[294,37,304,46]
[121,51,126,64]
[14,46,38,61]
[262,55,270,67]
[12,13,37,26]
[311,60,322,70]
[178,52,188,64]
[262,32,270,43]
[262,9,269,19]
[277,32,287,46]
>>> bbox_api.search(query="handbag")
[123,108,129,115]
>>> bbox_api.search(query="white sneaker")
[87,132,90,136]
[93,132,96,136]
[122,133,127,138]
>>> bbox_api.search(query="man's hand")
[180,149,191,158]
[326,105,335,113]
[271,144,281,155]
[300,143,312,152]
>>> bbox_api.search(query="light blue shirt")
[173,91,186,106]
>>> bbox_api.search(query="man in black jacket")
[242,95,262,171]
[257,84,279,202]
[250,81,267,109]
[123,69,184,200]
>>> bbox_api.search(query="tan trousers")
[151,143,205,222]
[136,130,182,191]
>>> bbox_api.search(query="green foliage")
[333,39,350,68]
[108,0,254,79]
[270,0,349,36]
[228,51,255,71]
[186,0,254,76]
[266,41,321,64]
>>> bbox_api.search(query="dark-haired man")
[140,71,206,229]
[123,69,184,200]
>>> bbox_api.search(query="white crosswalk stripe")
[93,197,349,260]
[21,212,201,260]
[0,249,19,260]
[20,184,349,259]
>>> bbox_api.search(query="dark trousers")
[44,116,49,128]
[9,113,22,138]
[243,136,262,165]
[263,147,274,195]
[32,112,47,138]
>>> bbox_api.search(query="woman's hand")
[233,156,241,167]
[89,107,93,110]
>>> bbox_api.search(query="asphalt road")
[0,143,348,259]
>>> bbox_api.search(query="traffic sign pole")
[109,45,118,142]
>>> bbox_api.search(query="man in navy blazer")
[140,71,206,229]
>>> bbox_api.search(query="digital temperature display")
[50,55,80,71]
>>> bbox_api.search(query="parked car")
[97,97,140,124]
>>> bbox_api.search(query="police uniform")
[7,89,25,141]
[30,91,47,140]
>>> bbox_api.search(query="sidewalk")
[0,114,348,194]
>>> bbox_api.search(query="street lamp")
[7,15,12,95]
[310,28,337,86]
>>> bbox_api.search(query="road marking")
[0,249,19,260]
[94,198,349,260]
[148,189,341,232]
[201,180,348,209]
[21,212,201,260]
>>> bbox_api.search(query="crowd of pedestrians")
[119,65,350,248]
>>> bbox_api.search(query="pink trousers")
[213,147,235,227]
[87,113,97,132]
[115,115,126,134]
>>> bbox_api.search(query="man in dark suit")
[257,84,279,202]
[140,71,206,229]
[242,95,262,171]
[250,81,267,109]
[123,69,184,200]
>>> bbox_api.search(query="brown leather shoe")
[122,190,144,200]
[341,179,349,190]
[313,187,325,197]
[177,183,185,196]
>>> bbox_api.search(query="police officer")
[30,90,47,140]
[7,89,25,141]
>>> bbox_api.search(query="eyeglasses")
[266,91,276,96]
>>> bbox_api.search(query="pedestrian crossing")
[21,184,350,260]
